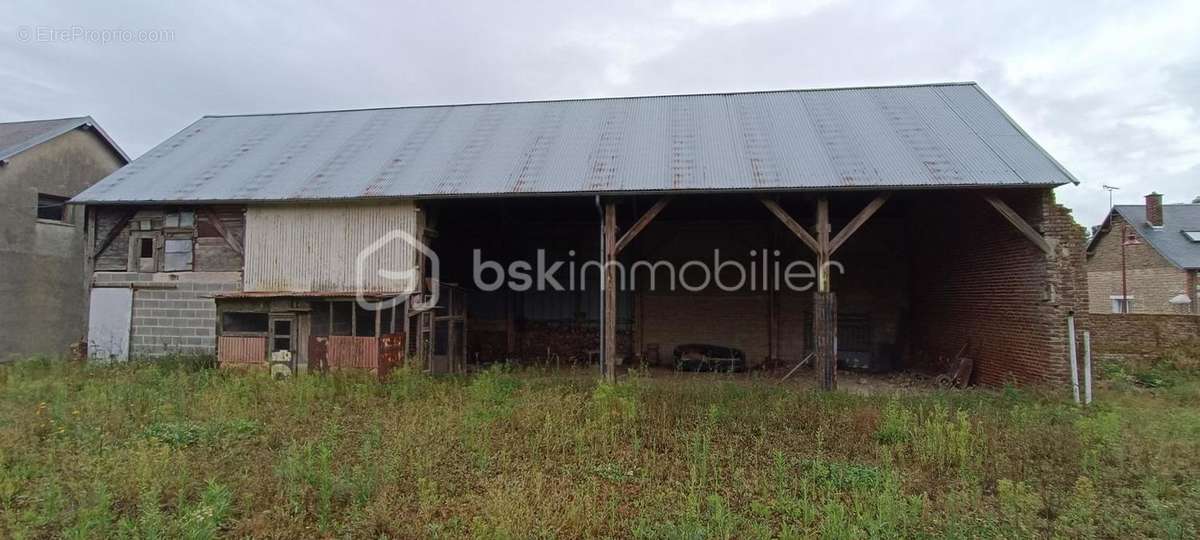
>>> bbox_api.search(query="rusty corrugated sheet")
[312,335,380,371]
[379,333,405,377]
[218,336,267,366]
[71,83,1078,205]
[243,202,417,293]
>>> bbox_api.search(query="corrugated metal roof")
[72,82,1077,204]
[1100,205,1200,269]
[0,116,129,163]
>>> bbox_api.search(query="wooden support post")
[984,195,1054,256]
[505,290,516,356]
[603,202,618,382]
[814,196,837,390]
[816,197,830,293]
[813,291,837,390]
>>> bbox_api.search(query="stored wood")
[813,291,837,390]
[201,207,243,255]
[829,193,890,255]
[984,195,1054,256]
[614,197,671,255]
[603,202,618,382]
[760,199,820,254]
[93,209,136,261]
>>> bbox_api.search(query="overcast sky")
[2,0,1197,227]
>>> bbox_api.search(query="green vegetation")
[1,357,1199,538]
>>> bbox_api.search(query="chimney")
[1145,192,1164,227]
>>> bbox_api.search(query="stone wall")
[1089,313,1200,361]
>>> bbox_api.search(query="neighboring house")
[0,117,128,360]
[72,82,1090,386]
[1086,193,1200,314]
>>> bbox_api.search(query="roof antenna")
[1102,185,1120,211]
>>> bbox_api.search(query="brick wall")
[93,272,241,356]
[1089,313,1200,361]
[909,189,1089,385]
[1086,212,1192,314]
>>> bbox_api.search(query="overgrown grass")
[1,355,1198,538]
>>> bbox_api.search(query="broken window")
[139,237,154,258]
[131,233,157,272]
[222,312,268,334]
[37,193,69,222]
[163,237,194,271]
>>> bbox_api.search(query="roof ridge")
[203,81,980,119]
[0,115,91,126]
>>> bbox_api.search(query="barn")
[71,82,1089,387]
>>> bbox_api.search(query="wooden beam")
[760,198,820,254]
[614,197,670,255]
[984,195,1054,256]
[93,209,136,261]
[829,193,890,255]
[816,197,830,293]
[603,202,618,382]
[202,207,243,255]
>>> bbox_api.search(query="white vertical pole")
[1067,313,1080,404]
[1083,330,1093,405]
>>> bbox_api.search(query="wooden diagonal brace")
[760,198,820,254]
[202,207,243,255]
[93,208,136,260]
[984,195,1054,256]
[829,193,890,255]
[614,197,671,256]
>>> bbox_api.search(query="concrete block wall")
[93,272,240,356]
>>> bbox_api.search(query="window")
[222,312,268,334]
[163,237,193,271]
[37,194,69,222]
[1184,231,1200,242]
[1111,296,1134,314]
[139,237,155,258]
[131,234,157,272]
[271,318,293,352]
[164,209,195,228]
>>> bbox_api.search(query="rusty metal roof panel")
[72,82,1077,204]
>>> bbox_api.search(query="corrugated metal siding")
[218,336,267,366]
[321,336,380,370]
[243,202,417,292]
[72,83,1077,204]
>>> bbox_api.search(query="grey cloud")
[1,0,1195,227]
